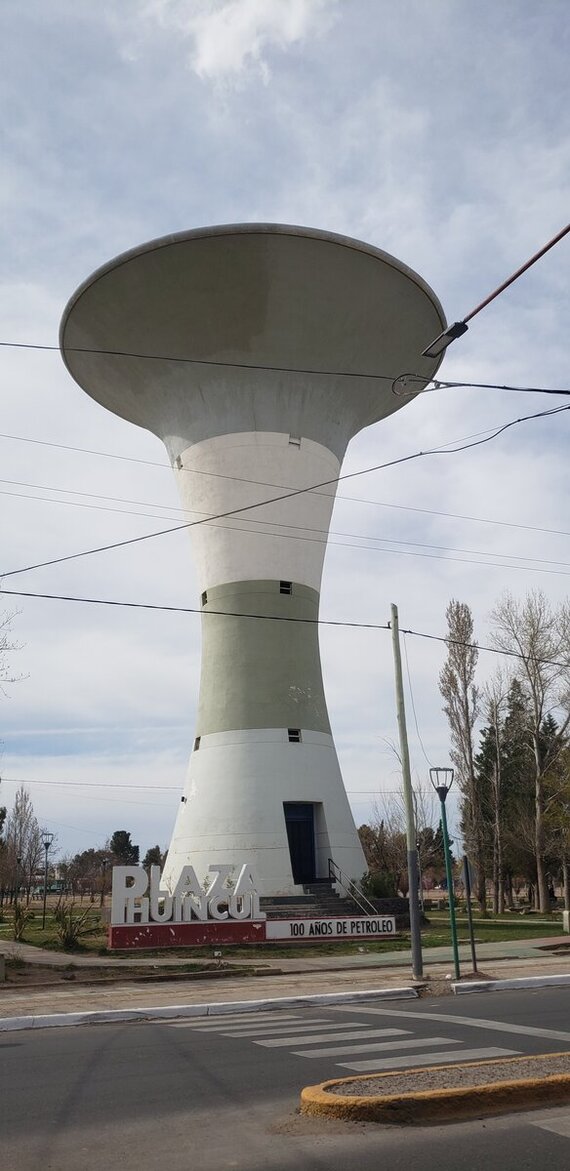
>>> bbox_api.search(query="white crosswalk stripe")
[254,1028,411,1048]
[206,1021,371,1038]
[338,1046,519,1072]
[293,1035,460,1059]
[189,1017,337,1035]
[529,1110,570,1139]
[166,1012,305,1029]
[154,1012,525,1075]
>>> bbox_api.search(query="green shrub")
[361,871,397,899]
[13,905,33,941]
[53,903,99,949]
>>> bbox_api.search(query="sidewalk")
[1,936,568,1021]
[1,934,568,971]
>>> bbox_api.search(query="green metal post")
[439,798,460,980]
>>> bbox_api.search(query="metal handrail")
[328,858,378,917]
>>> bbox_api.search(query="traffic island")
[300,1051,570,1124]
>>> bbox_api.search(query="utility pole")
[390,603,423,980]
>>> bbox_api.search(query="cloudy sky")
[1,0,568,861]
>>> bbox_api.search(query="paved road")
[1,988,569,1170]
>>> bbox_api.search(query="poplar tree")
[439,600,485,908]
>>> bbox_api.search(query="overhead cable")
[4,480,570,576]
[2,403,568,579]
[2,584,569,670]
[0,338,568,396]
[2,430,569,540]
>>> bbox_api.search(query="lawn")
[0,905,564,959]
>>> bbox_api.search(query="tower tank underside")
[60,224,445,895]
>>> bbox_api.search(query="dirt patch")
[1,961,273,989]
[416,970,498,997]
[326,1053,570,1097]
[301,1053,570,1125]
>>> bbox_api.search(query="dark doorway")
[284,802,316,883]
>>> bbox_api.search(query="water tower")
[60,224,445,895]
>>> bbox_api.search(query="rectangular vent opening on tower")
[279,581,293,595]
[201,591,208,606]
[194,736,201,751]
[288,728,302,743]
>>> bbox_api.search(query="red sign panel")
[108,920,267,949]
[108,915,397,949]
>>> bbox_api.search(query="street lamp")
[421,223,569,359]
[41,831,55,930]
[421,321,468,358]
[100,857,108,908]
[14,855,22,929]
[429,768,460,980]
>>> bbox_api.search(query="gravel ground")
[326,1053,570,1097]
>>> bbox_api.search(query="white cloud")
[143,0,337,83]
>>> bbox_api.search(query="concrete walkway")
[1,933,568,971]
[0,936,568,1021]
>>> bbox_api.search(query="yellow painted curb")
[300,1050,570,1125]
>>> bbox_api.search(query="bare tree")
[370,783,443,895]
[439,600,485,908]
[0,608,25,695]
[491,590,570,912]
[3,786,43,904]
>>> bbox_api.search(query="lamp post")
[14,855,22,929]
[430,768,460,981]
[100,858,108,908]
[421,223,570,358]
[41,831,55,930]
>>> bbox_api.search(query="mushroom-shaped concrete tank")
[60,223,446,896]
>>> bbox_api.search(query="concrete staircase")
[261,877,364,919]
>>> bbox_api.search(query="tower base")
[162,728,366,896]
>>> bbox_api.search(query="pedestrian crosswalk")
[153,1009,521,1075]
[530,1109,570,1139]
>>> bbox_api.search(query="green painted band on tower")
[196,580,331,736]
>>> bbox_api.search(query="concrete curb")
[453,973,570,995]
[300,1052,570,1125]
[0,984,418,1032]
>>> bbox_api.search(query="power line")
[402,623,570,671]
[0,586,387,628]
[393,375,570,397]
[2,583,570,670]
[2,403,567,579]
[1,776,170,809]
[0,419,540,478]
[39,817,106,839]
[1,337,569,397]
[0,339,405,381]
[402,632,434,768]
[3,429,570,540]
[0,777,179,791]
[0,774,423,805]
[4,480,570,577]
[0,431,172,470]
